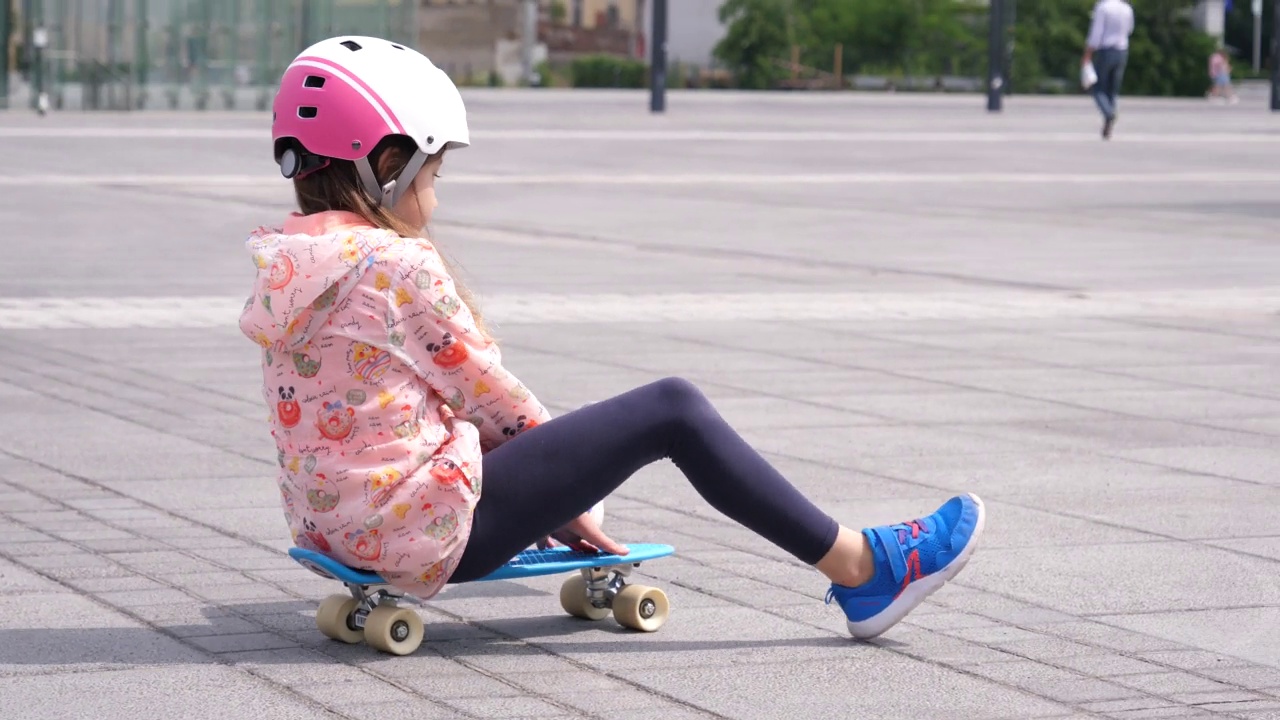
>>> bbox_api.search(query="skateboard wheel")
[613,584,669,632]
[363,604,424,656]
[315,594,364,644]
[559,575,611,621]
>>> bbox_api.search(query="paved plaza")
[1,88,1280,719]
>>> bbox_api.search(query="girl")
[240,36,986,640]
[1207,50,1238,105]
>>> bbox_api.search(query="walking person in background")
[1207,49,1239,104]
[1082,0,1135,140]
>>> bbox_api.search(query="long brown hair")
[292,135,491,340]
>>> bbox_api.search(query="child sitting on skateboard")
[240,36,986,640]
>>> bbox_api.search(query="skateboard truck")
[296,556,425,653]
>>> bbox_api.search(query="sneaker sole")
[845,492,987,640]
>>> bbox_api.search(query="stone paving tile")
[1051,653,1174,678]
[388,669,532,700]
[600,710,734,720]
[152,570,263,588]
[187,632,300,654]
[1173,690,1272,705]
[549,686,682,715]
[0,527,55,544]
[628,657,1074,719]
[449,695,598,718]
[1112,672,1238,695]
[1106,608,1280,668]
[0,666,341,720]
[1032,623,1188,654]
[0,593,212,674]
[65,575,170,593]
[1081,698,1179,714]
[291,678,430,706]
[94,587,199,607]
[0,558,61,593]
[165,613,267,639]
[328,699,462,720]
[2,540,84,557]
[1195,666,1280,691]
[1136,650,1260,671]
[1103,708,1223,719]
[943,624,1053,646]
[966,661,1145,704]
[985,635,1120,665]
[1195,699,1280,714]
[184,581,297,603]
[80,537,170,553]
[869,625,1024,665]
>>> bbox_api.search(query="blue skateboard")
[289,543,675,655]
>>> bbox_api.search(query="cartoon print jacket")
[239,210,551,599]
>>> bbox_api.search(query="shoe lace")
[869,517,932,586]
[885,515,936,548]
[895,519,929,547]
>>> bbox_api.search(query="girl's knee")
[650,376,711,417]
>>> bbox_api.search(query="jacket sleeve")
[1085,5,1105,50]
[378,240,551,450]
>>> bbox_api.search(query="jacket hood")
[239,211,397,351]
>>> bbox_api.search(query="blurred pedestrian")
[1207,49,1238,104]
[1082,0,1135,140]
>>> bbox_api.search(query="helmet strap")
[354,156,382,205]
[355,148,431,209]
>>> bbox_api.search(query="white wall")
[1192,0,1227,41]
[642,0,726,68]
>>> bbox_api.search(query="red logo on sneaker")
[894,550,923,599]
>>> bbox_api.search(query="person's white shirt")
[1087,0,1135,51]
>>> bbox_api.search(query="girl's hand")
[536,511,628,556]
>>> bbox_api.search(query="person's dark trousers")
[1091,48,1128,120]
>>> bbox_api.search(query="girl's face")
[391,155,444,231]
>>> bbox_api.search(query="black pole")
[987,0,1005,112]
[1004,0,1016,96]
[30,0,44,114]
[1272,0,1280,110]
[299,0,311,54]
[0,0,10,108]
[649,0,666,113]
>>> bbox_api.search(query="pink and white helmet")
[272,36,469,207]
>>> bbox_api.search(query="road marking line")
[1,290,1276,330]
[0,127,1277,144]
[2,172,1279,187]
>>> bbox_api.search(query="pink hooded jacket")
[239,211,551,598]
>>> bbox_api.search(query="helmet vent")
[303,75,326,88]
[298,106,318,119]
[340,40,362,51]
[391,43,405,50]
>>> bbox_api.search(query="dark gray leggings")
[450,377,839,582]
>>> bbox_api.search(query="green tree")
[713,0,798,89]
[794,0,983,77]
[1126,1,1217,95]
[1009,0,1096,93]
[796,0,907,73]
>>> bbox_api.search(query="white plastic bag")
[1081,61,1098,90]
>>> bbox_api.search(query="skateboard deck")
[288,543,674,656]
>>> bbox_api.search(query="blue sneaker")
[826,493,986,639]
